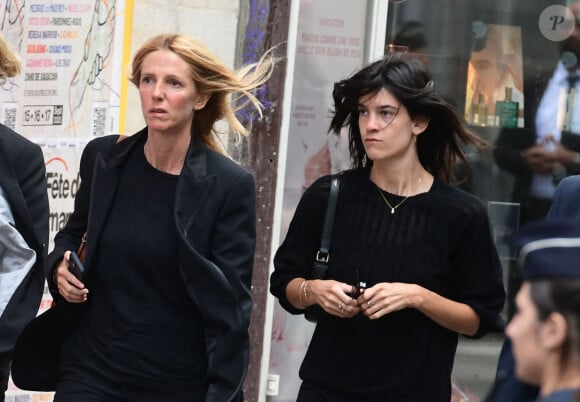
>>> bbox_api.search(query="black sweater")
[270,168,505,401]
[59,140,206,400]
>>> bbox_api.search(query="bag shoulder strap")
[316,174,340,264]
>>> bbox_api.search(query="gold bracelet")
[298,280,307,308]
[303,280,310,304]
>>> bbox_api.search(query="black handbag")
[11,135,128,391]
[304,174,340,322]
[11,302,85,391]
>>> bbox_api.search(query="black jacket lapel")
[175,138,215,235]
[82,136,136,270]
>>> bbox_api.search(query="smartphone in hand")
[68,251,86,281]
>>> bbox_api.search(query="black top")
[60,139,206,400]
[270,168,505,401]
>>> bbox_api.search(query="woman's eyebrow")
[357,102,398,109]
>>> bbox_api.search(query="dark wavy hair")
[328,52,486,183]
[531,279,580,380]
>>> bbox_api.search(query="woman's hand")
[358,282,480,335]
[308,279,360,318]
[54,251,89,303]
[358,282,420,319]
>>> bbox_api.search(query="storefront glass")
[384,0,580,399]
[268,0,580,400]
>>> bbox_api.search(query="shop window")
[386,0,580,400]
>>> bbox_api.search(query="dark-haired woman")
[270,53,505,401]
[506,220,580,402]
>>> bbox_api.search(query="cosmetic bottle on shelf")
[495,86,519,128]
[471,93,488,126]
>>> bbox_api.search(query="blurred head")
[390,20,430,68]
[129,33,275,154]
[561,2,580,70]
[329,52,484,182]
[0,34,20,82]
[506,220,580,387]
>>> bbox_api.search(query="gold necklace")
[376,177,422,214]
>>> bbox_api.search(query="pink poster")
[267,1,367,400]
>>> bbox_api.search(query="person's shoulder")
[85,134,125,151]
[203,146,252,178]
[300,168,364,205]
[537,388,579,402]
[432,179,486,213]
[0,124,39,150]
[556,175,580,194]
[0,124,43,163]
[305,168,364,193]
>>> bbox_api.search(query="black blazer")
[45,129,256,402]
[0,125,49,354]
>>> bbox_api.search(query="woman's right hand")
[54,251,89,303]
[308,279,360,318]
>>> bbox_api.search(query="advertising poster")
[267,1,367,400]
[0,0,128,250]
[465,24,524,128]
[0,0,129,399]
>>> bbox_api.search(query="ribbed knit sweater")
[270,167,505,401]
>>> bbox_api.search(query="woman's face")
[138,49,208,136]
[506,283,547,385]
[469,38,505,99]
[357,87,425,164]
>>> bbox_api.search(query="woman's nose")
[152,83,164,99]
[365,113,381,130]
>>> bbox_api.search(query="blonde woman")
[48,33,275,401]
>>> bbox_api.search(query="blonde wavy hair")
[128,33,276,155]
[0,35,21,82]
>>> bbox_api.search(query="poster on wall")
[0,0,128,251]
[267,1,367,400]
[0,1,129,399]
[465,23,524,129]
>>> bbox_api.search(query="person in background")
[488,174,580,402]
[548,175,580,219]
[494,1,580,227]
[390,20,430,69]
[47,33,275,401]
[0,34,49,401]
[270,53,505,401]
[506,220,580,402]
[490,4,580,400]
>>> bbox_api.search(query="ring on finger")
[367,300,373,307]
[338,302,345,311]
